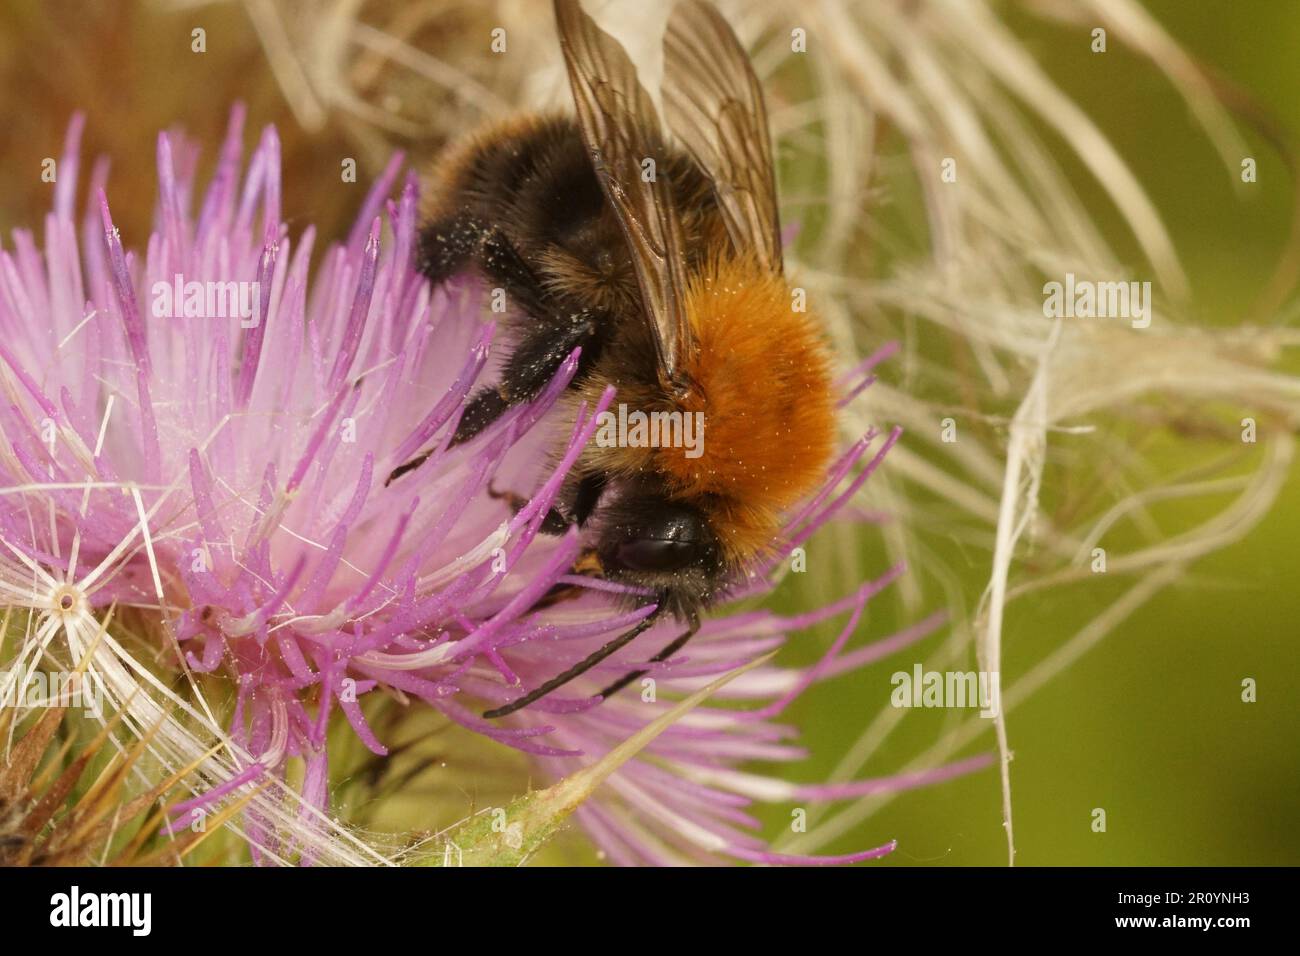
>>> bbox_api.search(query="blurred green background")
[775,0,1299,866]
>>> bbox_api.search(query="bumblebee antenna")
[482,606,664,719]
[596,615,700,701]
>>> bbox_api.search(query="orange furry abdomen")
[658,256,835,563]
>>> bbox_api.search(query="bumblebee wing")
[662,0,782,272]
[554,0,693,383]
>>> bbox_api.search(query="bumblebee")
[391,0,835,716]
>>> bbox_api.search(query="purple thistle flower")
[0,109,989,865]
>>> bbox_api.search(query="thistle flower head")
[0,108,990,865]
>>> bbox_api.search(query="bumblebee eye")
[601,504,719,574]
[615,537,699,572]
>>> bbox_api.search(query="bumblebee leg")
[452,389,511,445]
[385,450,431,485]
[486,470,605,537]
[389,300,604,480]
[416,213,484,284]
[487,482,571,535]
[539,472,606,534]
[406,223,611,473]
[572,472,607,526]
[495,472,606,534]
[417,213,559,319]
[385,389,509,484]
[450,309,602,446]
